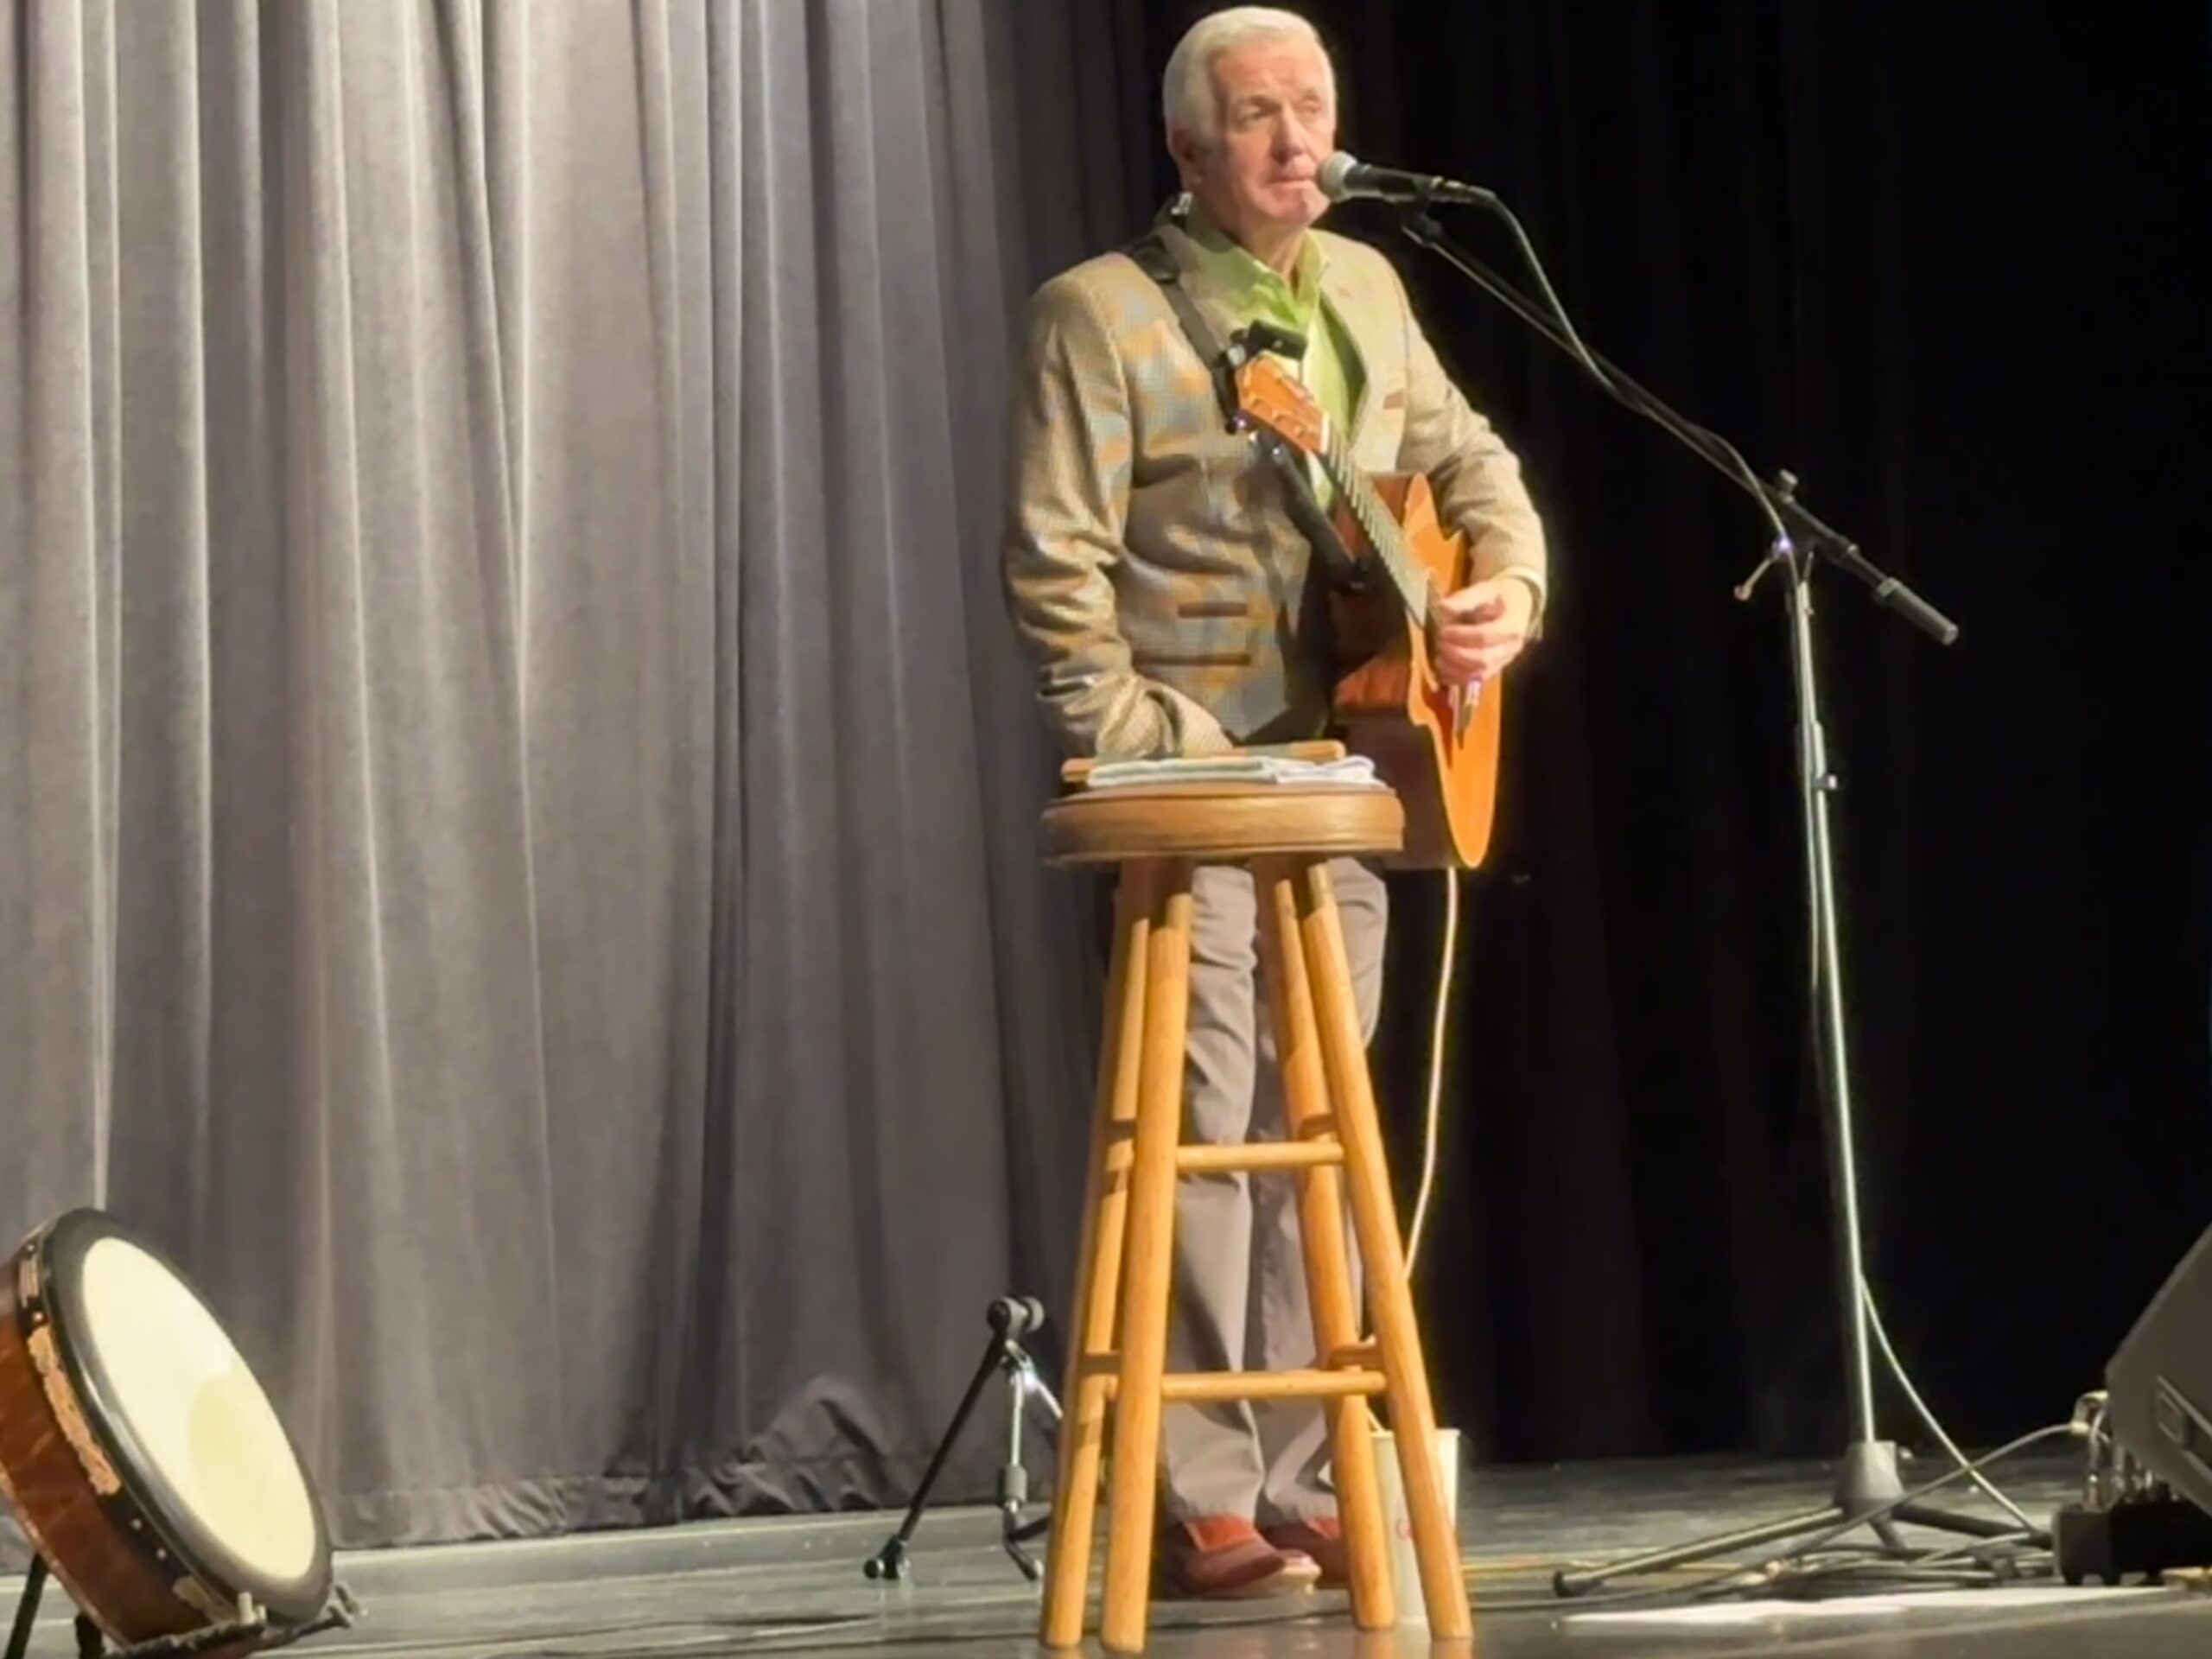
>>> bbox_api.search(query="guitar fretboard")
[1319,425,1434,631]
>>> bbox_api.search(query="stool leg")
[1255,857,1395,1630]
[1100,857,1196,1656]
[1295,861,1473,1643]
[1039,864,1155,1648]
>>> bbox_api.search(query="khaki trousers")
[1159,856,1389,1524]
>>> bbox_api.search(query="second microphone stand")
[1382,195,2035,1593]
[863,1295,1061,1584]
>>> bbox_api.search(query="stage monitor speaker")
[2106,1219,2212,1522]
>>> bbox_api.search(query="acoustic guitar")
[1229,353,1505,870]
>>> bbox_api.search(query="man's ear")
[1166,128,1206,190]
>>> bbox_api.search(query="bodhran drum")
[0,1209,333,1655]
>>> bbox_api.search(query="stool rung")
[1174,1141,1343,1175]
[1100,1368,1385,1403]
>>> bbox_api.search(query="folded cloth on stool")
[1082,753,1382,790]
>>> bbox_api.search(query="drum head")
[40,1211,333,1626]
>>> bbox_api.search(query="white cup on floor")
[1369,1425,1460,1625]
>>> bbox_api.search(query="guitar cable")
[1345,867,1456,1437]
[1404,868,1459,1276]
[1350,867,1456,1363]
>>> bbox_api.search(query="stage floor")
[10,1450,2212,1657]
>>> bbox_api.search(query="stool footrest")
[1093,1368,1387,1403]
[1174,1141,1343,1175]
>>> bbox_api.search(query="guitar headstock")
[1231,353,1326,458]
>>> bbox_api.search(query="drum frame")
[0,1212,351,1659]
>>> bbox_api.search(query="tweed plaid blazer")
[1001,207,1548,760]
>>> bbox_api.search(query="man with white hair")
[1001,5,1548,1600]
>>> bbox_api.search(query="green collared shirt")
[1180,201,1364,505]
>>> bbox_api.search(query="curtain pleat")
[1,0,1109,1548]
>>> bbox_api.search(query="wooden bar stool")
[1034,756,1471,1654]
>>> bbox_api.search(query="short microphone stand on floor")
[864,1296,1061,1585]
[1383,194,2031,1594]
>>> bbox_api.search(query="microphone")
[1318,151,1491,207]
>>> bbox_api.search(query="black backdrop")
[1099,0,2212,1464]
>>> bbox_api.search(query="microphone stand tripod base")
[1553,1440,2030,1598]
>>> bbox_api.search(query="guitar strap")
[1122,223,1364,585]
[1122,227,1235,419]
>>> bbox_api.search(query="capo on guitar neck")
[1226,321,1307,365]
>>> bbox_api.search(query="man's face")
[1176,35,1336,246]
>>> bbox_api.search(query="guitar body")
[1325,471,1503,871]
[1223,351,1508,870]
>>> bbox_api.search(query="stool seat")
[1039,782,1404,866]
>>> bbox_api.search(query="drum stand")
[6,1558,359,1659]
[3,1559,99,1659]
[3,1557,42,1659]
[864,1296,1061,1584]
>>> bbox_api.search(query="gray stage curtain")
[0,0,1156,1549]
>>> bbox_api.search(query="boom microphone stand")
[1378,192,2034,1592]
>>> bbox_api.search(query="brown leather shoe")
[1262,1516,1346,1586]
[1154,1516,1314,1599]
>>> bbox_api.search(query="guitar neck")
[1318,429,1433,629]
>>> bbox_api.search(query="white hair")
[1160,6,1332,149]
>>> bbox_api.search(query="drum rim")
[25,1209,334,1627]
